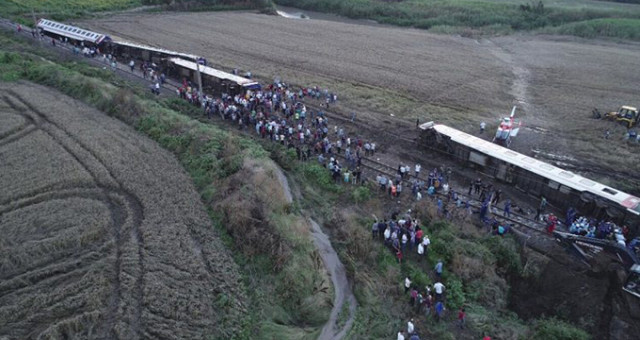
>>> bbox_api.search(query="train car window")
[548,180,561,190]
[559,171,574,178]
[602,188,618,195]
[539,164,554,171]
[521,157,536,164]
[579,178,596,187]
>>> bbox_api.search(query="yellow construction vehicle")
[604,106,639,128]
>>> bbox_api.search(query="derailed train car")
[168,58,260,95]
[420,122,640,228]
[104,40,203,65]
[37,19,110,46]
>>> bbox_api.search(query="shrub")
[446,277,466,309]
[352,186,371,203]
[531,317,590,340]
[482,235,523,276]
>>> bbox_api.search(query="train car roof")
[113,40,201,61]
[169,58,259,88]
[37,19,108,44]
[427,123,640,214]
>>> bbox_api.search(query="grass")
[274,0,640,39]
[541,17,640,39]
[1,0,274,25]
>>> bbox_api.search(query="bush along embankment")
[0,34,330,339]
[273,0,640,40]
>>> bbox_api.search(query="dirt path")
[273,166,357,339]
[309,219,358,340]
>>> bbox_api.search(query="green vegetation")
[532,317,591,340]
[3,0,142,24]
[274,0,640,39]
[1,0,274,25]
[543,17,640,39]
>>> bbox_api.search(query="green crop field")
[274,0,640,39]
[3,0,142,16]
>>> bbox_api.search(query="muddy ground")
[85,11,640,191]
[0,82,245,339]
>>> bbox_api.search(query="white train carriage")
[420,122,640,225]
[169,58,260,95]
[37,19,110,46]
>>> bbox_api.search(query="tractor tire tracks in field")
[0,90,146,338]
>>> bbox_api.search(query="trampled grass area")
[274,0,640,39]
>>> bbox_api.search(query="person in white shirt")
[397,330,405,340]
[433,281,446,301]
[404,277,412,294]
[422,235,430,255]
[407,319,414,334]
[417,242,424,261]
[415,164,421,178]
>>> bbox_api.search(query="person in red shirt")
[416,228,423,246]
[547,214,558,234]
[458,307,466,329]
[483,334,491,340]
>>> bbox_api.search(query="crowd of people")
[173,78,386,187]
[566,208,632,246]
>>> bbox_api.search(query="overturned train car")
[420,122,640,229]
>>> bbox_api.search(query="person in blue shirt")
[434,260,443,277]
[435,301,445,322]
[503,199,511,218]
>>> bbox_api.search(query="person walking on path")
[407,319,415,335]
[435,301,445,322]
[503,199,512,218]
[371,220,379,239]
[404,277,412,294]
[410,288,418,306]
[434,260,443,277]
[458,307,466,329]
[129,60,135,72]
[433,281,446,302]
[397,330,405,340]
